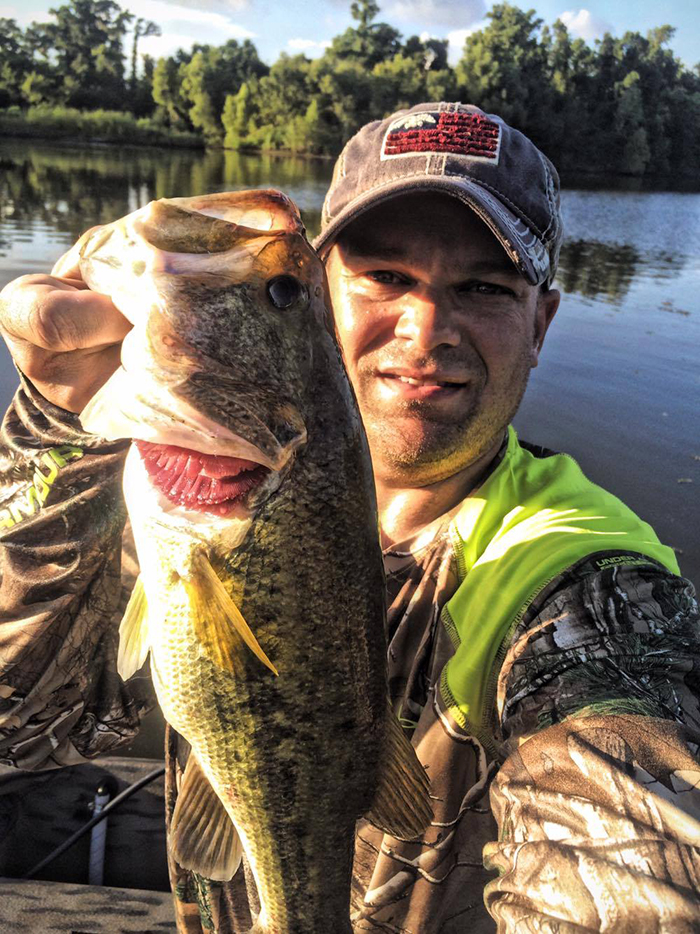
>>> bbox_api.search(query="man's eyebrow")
[341,241,405,261]
[465,258,521,278]
[341,242,520,278]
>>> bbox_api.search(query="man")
[0,102,699,932]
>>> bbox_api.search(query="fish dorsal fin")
[170,754,243,882]
[185,552,279,677]
[365,706,434,839]
[118,575,150,680]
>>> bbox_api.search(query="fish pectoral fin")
[117,575,150,680]
[365,706,434,839]
[186,552,278,676]
[170,754,243,882]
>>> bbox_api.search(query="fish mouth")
[135,441,270,517]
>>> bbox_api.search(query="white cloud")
[285,37,331,59]
[447,25,484,64]
[559,9,611,41]
[140,32,202,59]
[287,38,331,51]
[0,5,51,27]
[127,0,255,39]
[388,0,486,29]
[139,0,250,11]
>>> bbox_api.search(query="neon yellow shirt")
[440,426,680,750]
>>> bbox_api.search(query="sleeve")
[0,374,155,770]
[484,558,700,930]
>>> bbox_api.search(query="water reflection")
[0,142,332,249]
[2,141,700,304]
[556,239,641,303]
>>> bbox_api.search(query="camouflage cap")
[314,102,563,287]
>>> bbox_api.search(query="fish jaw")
[80,324,308,472]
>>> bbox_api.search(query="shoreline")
[0,128,335,161]
[1,122,696,179]
[0,115,333,161]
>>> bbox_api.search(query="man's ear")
[531,288,560,368]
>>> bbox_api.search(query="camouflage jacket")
[1,375,700,932]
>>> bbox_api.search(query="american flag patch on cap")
[381,110,501,163]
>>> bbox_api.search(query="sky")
[1,0,698,71]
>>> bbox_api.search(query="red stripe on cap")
[384,112,500,159]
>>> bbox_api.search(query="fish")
[76,190,433,933]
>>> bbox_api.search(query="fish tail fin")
[186,551,278,676]
[365,705,433,839]
[170,753,243,882]
[118,575,150,680]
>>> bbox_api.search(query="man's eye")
[461,280,515,297]
[365,270,407,286]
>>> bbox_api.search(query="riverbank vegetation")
[0,106,201,147]
[1,0,698,176]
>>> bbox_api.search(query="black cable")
[22,764,166,880]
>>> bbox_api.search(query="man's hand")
[0,234,132,413]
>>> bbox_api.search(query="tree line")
[1,0,699,176]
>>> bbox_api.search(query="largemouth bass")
[76,191,432,933]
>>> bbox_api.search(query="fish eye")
[266,275,302,309]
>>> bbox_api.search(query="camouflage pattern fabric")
[1,375,699,931]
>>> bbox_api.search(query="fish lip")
[130,423,305,473]
[79,351,308,473]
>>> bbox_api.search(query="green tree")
[615,71,650,175]
[181,50,220,141]
[223,81,253,149]
[179,40,267,143]
[0,18,33,106]
[152,55,190,125]
[28,0,133,109]
[300,97,333,154]
[402,34,449,72]
[133,53,156,117]
[372,53,425,114]
[539,19,595,166]
[456,3,551,144]
[248,54,313,150]
[311,56,376,146]
[329,0,401,70]
[130,18,160,97]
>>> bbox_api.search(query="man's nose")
[393,291,461,351]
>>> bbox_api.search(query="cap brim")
[313,175,550,287]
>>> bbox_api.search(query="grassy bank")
[0,106,203,149]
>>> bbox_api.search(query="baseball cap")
[313,102,562,287]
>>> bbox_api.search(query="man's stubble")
[356,344,533,487]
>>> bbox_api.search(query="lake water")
[1,140,698,587]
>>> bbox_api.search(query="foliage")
[329,0,401,70]
[0,105,201,146]
[130,18,160,114]
[1,0,699,174]
[27,0,133,110]
[179,40,268,142]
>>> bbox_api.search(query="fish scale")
[77,189,433,933]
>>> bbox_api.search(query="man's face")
[324,193,559,489]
